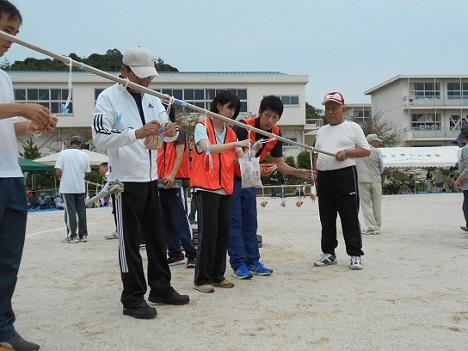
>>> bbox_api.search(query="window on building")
[95,88,104,101]
[157,88,248,112]
[352,109,371,124]
[276,95,299,106]
[412,82,440,99]
[449,114,468,130]
[411,113,441,130]
[447,82,468,99]
[15,88,73,114]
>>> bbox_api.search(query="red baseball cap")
[322,91,345,105]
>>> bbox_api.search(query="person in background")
[453,126,468,238]
[356,134,384,235]
[98,162,118,240]
[55,136,91,243]
[158,108,197,268]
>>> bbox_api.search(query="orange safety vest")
[157,128,190,180]
[190,118,237,195]
[234,117,280,177]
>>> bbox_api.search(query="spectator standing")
[356,134,384,235]
[55,136,91,243]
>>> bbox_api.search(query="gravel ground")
[11,193,468,351]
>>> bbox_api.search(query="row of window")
[15,87,301,116]
[410,113,468,130]
[411,82,468,99]
[14,88,72,114]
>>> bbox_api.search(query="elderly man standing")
[55,136,91,243]
[313,92,370,270]
[356,134,384,235]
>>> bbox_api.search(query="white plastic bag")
[238,156,262,189]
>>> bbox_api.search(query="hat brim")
[131,66,159,79]
[322,98,344,105]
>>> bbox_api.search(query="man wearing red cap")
[313,92,370,270]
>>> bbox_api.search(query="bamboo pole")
[0,30,334,156]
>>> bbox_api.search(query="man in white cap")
[313,92,370,270]
[356,134,384,235]
[92,46,189,320]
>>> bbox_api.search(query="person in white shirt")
[55,136,91,243]
[356,134,384,235]
[313,92,371,270]
[0,2,57,350]
[92,46,189,320]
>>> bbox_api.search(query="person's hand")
[312,169,318,178]
[162,121,176,138]
[164,174,176,188]
[33,116,58,133]
[20,104,53,129]
[136,121,160,139]
[236,139,251,149]
[294,168,312,179]
[335,150,348,161]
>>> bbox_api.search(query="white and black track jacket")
[92,83,169,183]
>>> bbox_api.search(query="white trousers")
[359,182,382,233]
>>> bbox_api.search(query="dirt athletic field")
[12,193,468,350]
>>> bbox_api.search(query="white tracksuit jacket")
[92,83,169,183]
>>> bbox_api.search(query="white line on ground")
[26,222,99,238]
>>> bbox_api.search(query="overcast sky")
[8,0,468,106]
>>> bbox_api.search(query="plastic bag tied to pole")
[238,128,262,189]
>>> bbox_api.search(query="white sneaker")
[104,231,118,240]
[314,253,337,267]
[350,256,363,270]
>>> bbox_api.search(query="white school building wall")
[11,71,309,157]
[365,75,467,146]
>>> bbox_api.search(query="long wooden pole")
[0,30,334,156]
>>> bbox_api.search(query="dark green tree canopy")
[3,49,178,72]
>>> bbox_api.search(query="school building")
[11,71,309,157]
[365,75,467,146]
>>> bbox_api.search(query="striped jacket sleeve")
[92,93,137,151]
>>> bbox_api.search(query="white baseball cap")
[122,46,159,79]
[367,134,383,143]
[322,91,345,105]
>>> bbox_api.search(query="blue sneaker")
[249,261,273,276]
[233,264,253,279]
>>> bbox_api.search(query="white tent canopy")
[36,149,107,167]
[380,146,459,168]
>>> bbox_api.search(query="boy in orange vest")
[229,96,310,279]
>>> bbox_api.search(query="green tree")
[361,115,402,147]
[296,150,311,169]
[6,49,179,72]
[284,156,296,168]
[20,137,41,159]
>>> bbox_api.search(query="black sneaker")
[148,287,190,305]
[186,258,196,269]
[123,301,157,319]
[0,334,40,351]
[167,254,185,266]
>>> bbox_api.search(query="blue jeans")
[228,178,259,270]
[159,187,196,260]
[0,178,27,340]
